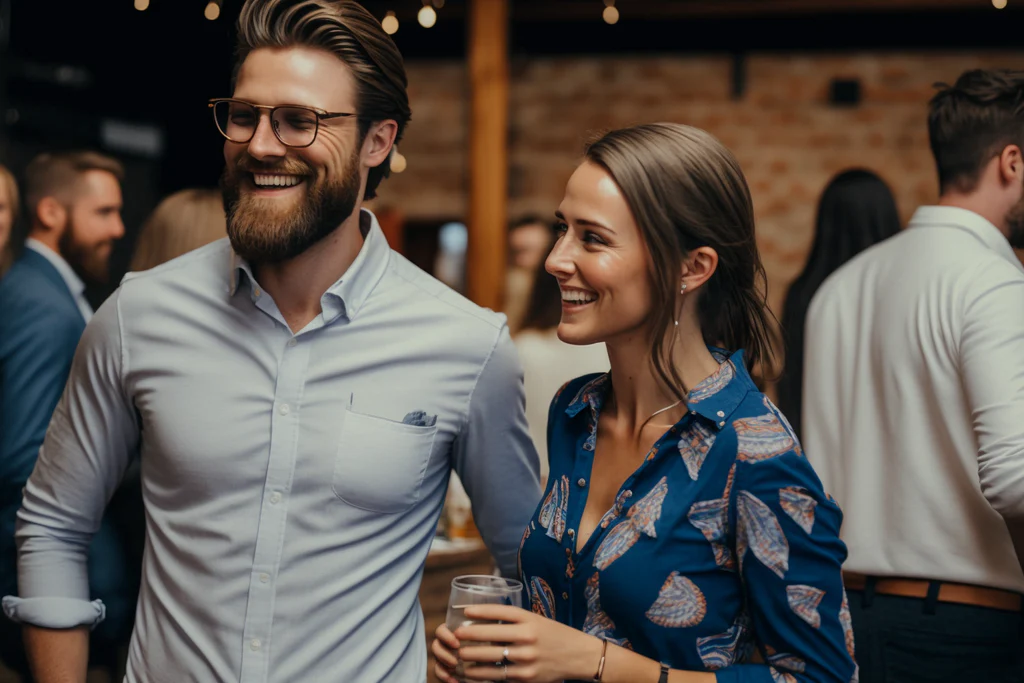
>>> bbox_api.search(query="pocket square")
[402,410,437,427]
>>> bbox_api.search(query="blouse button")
[568,529,575,538]
[719,421,726,427]
[717,410,725,417]
[562,592,569,600]
[625,491,633,498]
[601,520,609,529]
[583,443,594,451]
[577,478,586,488]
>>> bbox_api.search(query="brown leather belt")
[843,572,1022,612]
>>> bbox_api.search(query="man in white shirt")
[803,68,1024,681]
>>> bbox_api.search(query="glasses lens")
[214,101,257,143]
[272,107,318,147]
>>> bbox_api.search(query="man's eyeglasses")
[208,98,356,149]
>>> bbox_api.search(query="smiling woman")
[432,124,856,683]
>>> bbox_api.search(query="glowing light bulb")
[205,1,221,20]
[602,6,619,24]
[391,151,407,173]
[993,0,1008,8]
[417,5,437,28]
[382,11,399,34]
[134,0,150,11]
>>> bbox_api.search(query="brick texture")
[373,51,1024,319]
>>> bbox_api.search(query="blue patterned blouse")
[517,350,858,683]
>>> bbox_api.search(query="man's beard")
[1006,192,1024,249]
[60,219,112,284]
[221,151,362,265]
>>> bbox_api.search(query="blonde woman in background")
[0,164,19,275]
[130,188,226,271]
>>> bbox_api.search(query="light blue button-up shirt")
[3,210,542,683]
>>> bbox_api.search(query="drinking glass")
[445,574,523,680]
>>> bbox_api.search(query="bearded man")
[1,2,540,682]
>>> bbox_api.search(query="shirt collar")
[228,208,392,321]
[25,238,86,299]
[908,205,1024,274]
[565,348,753,431]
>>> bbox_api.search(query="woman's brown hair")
[583,123,775,403]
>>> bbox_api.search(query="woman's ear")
[680,246,719,293]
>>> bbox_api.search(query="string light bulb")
[204,1,221,20]
[418,3,437,28]
[993,0,1008,8]
[602,0,619,24]
[134,0,150,10]
[382,10,399,34]
[390,150,407,173]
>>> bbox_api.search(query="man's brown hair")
[234,0,412,200]
[23,150,125,219]
[928,69,1024,195]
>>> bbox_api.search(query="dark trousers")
[849,580,1024,683]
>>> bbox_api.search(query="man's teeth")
[561,290,598,304]
[253,174,302,188]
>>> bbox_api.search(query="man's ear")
[363,120,399,170]
[35,196,68,234]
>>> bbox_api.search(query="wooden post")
[466,0,509,311]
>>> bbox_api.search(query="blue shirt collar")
[229,208,392,322]
[565,348,753,430]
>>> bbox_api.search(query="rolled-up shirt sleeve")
[452,324,541,578]
[959,265,1024,521]
[2,289,138,629]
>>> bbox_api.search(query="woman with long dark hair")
[432,124,855,683]
[776,170,900,441]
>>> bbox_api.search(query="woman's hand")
[441,604,605,682]
[431,622,463,683]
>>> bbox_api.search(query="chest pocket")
[332,407,438,514]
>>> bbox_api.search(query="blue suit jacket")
[0,249,137,646]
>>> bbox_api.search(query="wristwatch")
[657,663,670,683]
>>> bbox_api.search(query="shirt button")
[287,339,297,348]
[719,421,725,427]
[601,520,609,529]
[259,573,270,584]
[254,288,261,297]
[717,410,725,417]
[625,491,633,498]
[562,592,569,600]
[568,529,575,538]
[269,492,282,505]
[583,443,594,451]
[250,638,262,651]
[577,478,586,487]
[279,403,290,416]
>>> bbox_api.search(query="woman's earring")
[675,282,687,327]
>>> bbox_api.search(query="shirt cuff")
[2,595,106,630]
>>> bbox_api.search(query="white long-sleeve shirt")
[803,205,1024,594]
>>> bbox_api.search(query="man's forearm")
[23,624,89,683]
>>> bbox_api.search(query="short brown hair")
[234,0,412,200]
[928,69,1024,195]
[23,150,124,219]
[584,123,776,403]
[131,188,227,271]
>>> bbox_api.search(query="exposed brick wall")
[374,51,1024,318]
